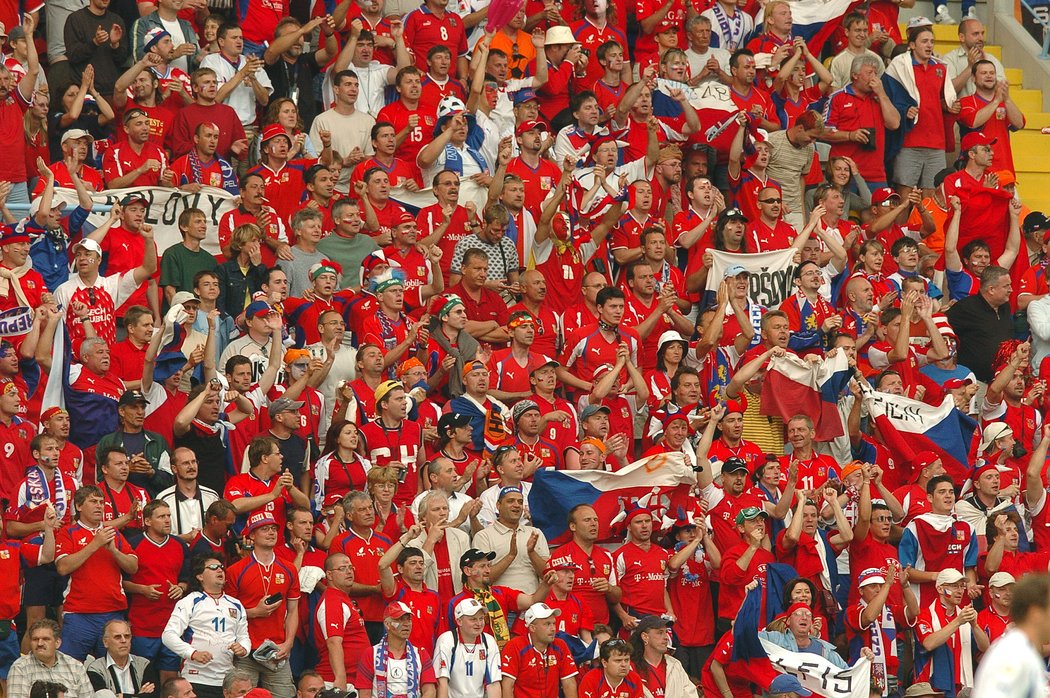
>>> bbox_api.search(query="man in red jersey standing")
[226,510,300,695]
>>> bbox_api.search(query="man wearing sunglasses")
[578,638,645,697]
[162,555,250,698]
[745,186,797,253]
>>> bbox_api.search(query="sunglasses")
[758,198,782,204]
[204,563,224,571]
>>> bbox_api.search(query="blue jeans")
[242,39,267,58]
[62,611,124,661]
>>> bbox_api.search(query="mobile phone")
[264,593,283,605]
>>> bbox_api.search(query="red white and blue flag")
[755,0,864,56]
[760,351,852,441]
[861,382,978,485]
[528,453,696,545]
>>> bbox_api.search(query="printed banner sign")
[705,248,798,308]
[0,306,33,336]
[53,186,238,257]
[760,638,871,698]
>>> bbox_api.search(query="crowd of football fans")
[0,0,1046,694]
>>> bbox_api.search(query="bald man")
[509,270,561,358]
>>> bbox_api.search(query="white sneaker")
[935,4,956,22]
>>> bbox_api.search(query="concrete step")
[1016,172,1050,214]
[1020,113,1050,129]
[1011,89,1044,113]
[1006,68,1023,86]
[933,41,1001,59]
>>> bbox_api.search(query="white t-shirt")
[160,17,191,73]
[199,53,274,126]
[433,630,503,698]
[972,628,1048,698]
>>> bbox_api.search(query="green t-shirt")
[160,243,218,293]
[317,231,380,289]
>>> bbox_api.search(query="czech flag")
[760,351,852,441]
[528,453,696,545]
[754,0,864,55]
[860,382,978,485]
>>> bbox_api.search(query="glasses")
[204,563,224,571]
[758,198,782,204]
[601,638,629,650]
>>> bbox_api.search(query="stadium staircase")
[900,21,1050,213]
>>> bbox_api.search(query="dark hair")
[596,40,622,64]
[322,420,358,458]
[596,286,625,307]
[225,354,252,375]
[842,11,866,28]
[193,269,220,290]
[782,577,818,608]
[570,90,598,116]
[427,44,452,60]
[926,474,955,496]
[332,70,359,87]
[240,171,264,189]
[670,366,700,392]
[891,237,919,257]
[462,248,489,268]
[730,48,755,70]
[960,239,990,260]
[371,121,395,141]
[205,499,237,521]
[98,445,128,469]
[217,22,241,41]
[625,260,651,284]
[397,546,424,566]
[248,436,278,470]
[190,554,224,591]
[874,369,901,389]
[30,682,68,698]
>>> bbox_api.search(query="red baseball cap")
[261,123,292,144]
[871,187,900,206]
[943,377,973,390]
[384,601,413,620]
[516,119,549,136]
[960,131,996,152]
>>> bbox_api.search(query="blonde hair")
[230,223,262,255]
[367,466,400,490]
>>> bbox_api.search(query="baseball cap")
[980,422,1013,451]
[545,557,581,572]
[590,363,615,380]
[512,399,540,423]
[243,690,273,698]
[722,456,749,474]
[119,193,148,208]
[522,602,561,625]
[513,88,538,105]
[71,238,103,256]
[871,187,900,206]
[497,485,523,501]
[454,597,486,619]
[960,131,996,152]
[943,377,973,390]
[528,356,559,375]
[858,568,887,588]
[7,26,24,42]
[935,568,965,587]
[768,675,812,697]
[988,572,1016,587]
[462,359,488,379]
[60,129,94,145]
[906,15,933,28]
[244,300,275,320]
[437,412,472,434]
[261,123,293,144]
[384,601,413,619]
[1023,211,1050,236]
[170,291,201,307]
[117,389,149,407]
[373,379,403,405]
[244,511,278,534]
[734,505,768,525]
[516,119,549,136]
[721,207,748,223]
[459,548,497,568]
[580,403,611,420]
[723,264,748,278]
[268,396,305,417]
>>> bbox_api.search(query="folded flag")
[760,351,852,441]
[528,452,696,544]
